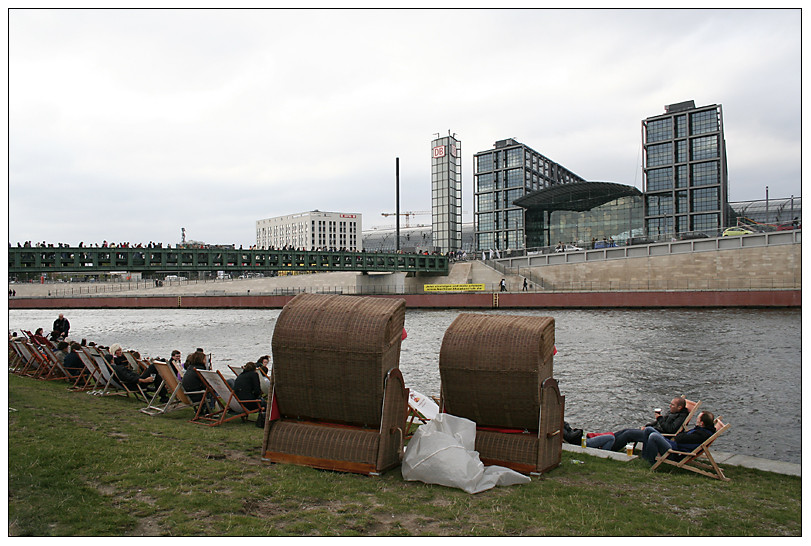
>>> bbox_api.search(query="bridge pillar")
[356,272,406,293]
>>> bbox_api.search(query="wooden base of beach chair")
[262,419,401,476]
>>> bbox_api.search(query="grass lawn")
[8,374,801,536]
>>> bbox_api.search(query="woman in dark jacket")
[233,362,266,411]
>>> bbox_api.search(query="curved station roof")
[513,181,642,213]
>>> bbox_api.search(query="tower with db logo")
[431,131,462,253]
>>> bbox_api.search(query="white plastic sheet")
[401,413,531,494]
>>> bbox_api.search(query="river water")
[9,307,801,464]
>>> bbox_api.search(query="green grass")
[8,374,801,536]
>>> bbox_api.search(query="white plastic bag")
[401,413,531,494]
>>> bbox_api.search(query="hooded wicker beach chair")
[438,313,565,475]
[261,293,409,476]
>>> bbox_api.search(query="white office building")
[255,211,362,251]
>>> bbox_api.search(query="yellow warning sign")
[424,284,486,292]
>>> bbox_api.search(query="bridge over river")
[7,246,449,277]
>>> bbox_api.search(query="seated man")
[611,396,689,451]
[640,411,716,464]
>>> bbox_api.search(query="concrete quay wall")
[504,243,801,291]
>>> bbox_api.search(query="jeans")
[641,428,674,463]
[586,434,615,450]
[611,428,646,451]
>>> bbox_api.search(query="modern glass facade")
[431,134,462,253]
[642,101,730,239]
[473,139,586,251]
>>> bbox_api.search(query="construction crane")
[380,211,431,228]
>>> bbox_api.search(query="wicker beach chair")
[438,313,565,475]
[261,293,409,476]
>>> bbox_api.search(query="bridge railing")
[7,247,449,276]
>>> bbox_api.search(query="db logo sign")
[432,145,446,158]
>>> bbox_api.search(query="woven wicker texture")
[271,293,406,427]
[266,421,381,463]
[439,313,555,431]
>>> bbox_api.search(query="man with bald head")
[53,313,70,339]
[611,396,690,452]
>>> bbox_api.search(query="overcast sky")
[7,8,802,248]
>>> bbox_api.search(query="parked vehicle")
[722,227,754,237]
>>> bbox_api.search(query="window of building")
[691,213,720,232]
[646,118,672,143]
[690,161,719,187]
[675,165,688,188]
[647,194,673,216]
[675,115,687,138]
[690,109,719,135]
[690,135,718,161]
[646,142,672,167]
[478,212,494,231]
[646,168,673,191]
[478,193,495,212]
[646,216,674,238]
[477,153,494,172]
[691,187,719,212]
[676,140,688,163]
[506,148,523,167]
[676,191,688,214]
[506,169,523,188]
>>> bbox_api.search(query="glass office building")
[515,182,643,249]
[431,133,462,253]
[642,100,730,239]
[473,139,586,251]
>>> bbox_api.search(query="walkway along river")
[8,307,801,464]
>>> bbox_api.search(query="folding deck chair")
[406,390,440,437]
[83,346,145,399]
[140,360,203,416]
[651,418,731,481]
[38,345,72,381]
[261,293,410,476]
[439,313,565,475]
[73,347,107,392]
[14,341,47,376]
[191,369,263,426]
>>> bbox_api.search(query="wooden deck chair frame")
[9,341,26,371]
[104,357,151,402]
[405,390,440,438]
[651,419,731,481]
[191,369,262,426]
[38,345,73,381]
[73,347,107,392]
[9,341,33,373]
[83,346,132,397]
[140,360,203,416]
[16,341,47,376]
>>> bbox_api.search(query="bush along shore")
[8,374,801,537]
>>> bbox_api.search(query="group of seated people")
[44,337,271,413]
[564,396,717,464]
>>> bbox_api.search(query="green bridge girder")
[7,247,449,276]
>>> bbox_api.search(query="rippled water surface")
[9,307,801,463]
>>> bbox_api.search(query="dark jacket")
[668,425,715,452]
[233,370,262,402]
[112,363,142,390]
[182,364,207,402]
[64,351,84,373]
[53,317,70,336]
[646,407,689,434]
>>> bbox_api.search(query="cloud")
[8,8,802,246]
